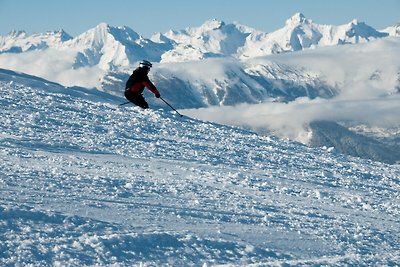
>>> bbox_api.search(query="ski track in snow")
[0,74,400,266]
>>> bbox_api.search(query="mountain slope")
[309,120,400,164]
[65,23,171,70]
[1,69,399,266]
[160,19,254,62]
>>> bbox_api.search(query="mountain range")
[1,13,398,62]
[1,13,399,106]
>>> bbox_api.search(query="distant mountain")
[382,23,400,36]
[309,121,400,164]
[0,29,72,53]
[0,13,398,108]
[158,19,254,62]
[65,23,171,69]
[156,13,389,61]
[0,13,392,63]
[237,13,388,58]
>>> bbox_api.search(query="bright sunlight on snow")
[1,69,399,266]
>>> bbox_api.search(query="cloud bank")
[184,95,400,143]
[185,38,400,143]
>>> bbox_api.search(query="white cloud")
[0,49,105,88]
[185,94,400,144]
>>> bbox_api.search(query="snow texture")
[1,69,399,266]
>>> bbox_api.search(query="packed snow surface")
[1,69,399,266]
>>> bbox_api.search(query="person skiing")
[124,60,160,109]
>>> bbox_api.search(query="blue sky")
[1,0,399,37]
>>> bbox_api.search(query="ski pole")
[160,97,183,117]
[119,101,131,106]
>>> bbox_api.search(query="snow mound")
[1,204,289,265]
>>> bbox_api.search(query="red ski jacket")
[126,67,160,97]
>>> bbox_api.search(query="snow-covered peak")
[198,19,226,31]
[0,14,397,81]
[350,19,359,25]
[70,23,115,47]
[0,29,72,53]
[343,20,388,40]
[250,13,323,53]
[49,29,73,42]
[96,22,109,30]
[6,30,27,38]
[285,12,309,25]
[67,23,146,49]
[62,23,168,70]
[169,19,229,37]
[237,13,392,58]
[91,22,111,38]
[381,22,400,36]
[150,32,173,44]
[161,19,253,62]
[1,14,395,61]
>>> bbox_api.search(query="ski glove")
[155,92,161,98]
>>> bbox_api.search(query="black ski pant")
[124,90,149,109]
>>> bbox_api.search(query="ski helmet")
[139,60,152,69]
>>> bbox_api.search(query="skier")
[124,60,161,109]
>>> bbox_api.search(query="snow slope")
[1,69,399,266]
